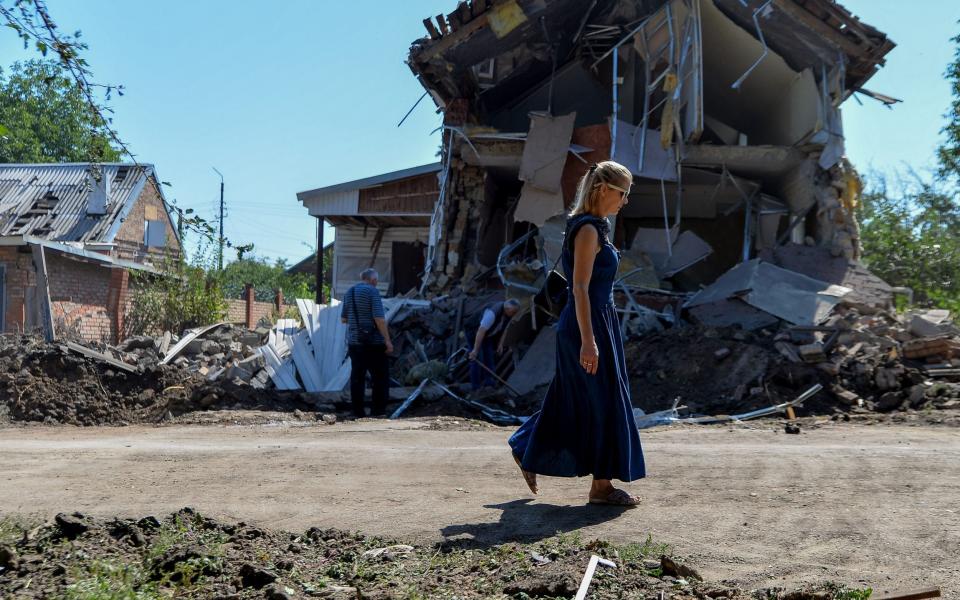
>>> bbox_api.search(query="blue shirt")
[341,283,385,345]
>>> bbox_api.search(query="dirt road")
[1,418,957,596]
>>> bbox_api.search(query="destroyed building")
[406,0,897,316]
[0,164,180,343]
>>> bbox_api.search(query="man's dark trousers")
[349,343,389,417]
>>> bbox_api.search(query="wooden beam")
[435,14,450,36]
[423,17,441,40]
[471,0,489,18]
[457,1,471,24]
[771,0,869,58]
[418,14,489,63]
[446,8,462,32]
[30,244,55,342]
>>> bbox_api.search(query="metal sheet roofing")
[0,163,156,244]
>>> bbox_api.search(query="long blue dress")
[509,214,646,482]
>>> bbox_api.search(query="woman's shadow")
[439,499,631,550]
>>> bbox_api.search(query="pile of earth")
[0,336,338,426]
[0,508,870,599]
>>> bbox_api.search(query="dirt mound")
[0,508,871,599]
[0,336,329,426]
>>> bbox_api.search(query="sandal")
[589,488,641,506]
[512,453,538,495]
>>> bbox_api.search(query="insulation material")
[488,0,526,38]
[685,259,851,326]
[516,112,576,226]
[610,119,677,182]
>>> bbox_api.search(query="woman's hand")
[580,339,599,375]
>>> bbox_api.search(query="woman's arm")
[572,224,600,375]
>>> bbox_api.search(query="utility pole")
[213,167,224,270]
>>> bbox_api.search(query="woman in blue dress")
[509,160,645,506]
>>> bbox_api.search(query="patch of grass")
[832,585,873,600]
[618,534,670,564]
[0,515,33,546]
[64,560,161,600]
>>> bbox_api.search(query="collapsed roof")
[408,0,894,117]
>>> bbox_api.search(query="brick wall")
[0,246,36,335]
[115,176,181,263]
[0,247,132,343]
[225,298,276,327]
[46,254,116,343]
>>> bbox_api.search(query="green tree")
[124,246,228,337]
[219,256,317,303]
[858,174,960,312]
[0,59,120,162]
[938,29,960,180]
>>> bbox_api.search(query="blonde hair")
[569,160,633,216]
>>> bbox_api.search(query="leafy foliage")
[1,0,131,159]
[123,244,227,337]
[938,31,960,181]
[220,255,320,302]
[0,59,120,162]
[857,173,960,312]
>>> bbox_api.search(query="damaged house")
[297,163,440,300]
[0,163,180,343]
[406,0,898,328]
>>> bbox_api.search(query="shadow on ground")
[439,499,632,549]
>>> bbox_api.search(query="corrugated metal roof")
[0,163,155,243]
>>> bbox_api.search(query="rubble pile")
[626,306,960,419]
[0,326,334,426]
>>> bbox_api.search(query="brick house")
[0,163,181,343]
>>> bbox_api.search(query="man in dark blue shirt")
[341,269,394,417]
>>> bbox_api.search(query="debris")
[502,327,557,395]
[903,337,960,360]
[660,556,702,582]
[64,341,138,373]
[686,260,851,327]
[574,554,617,600]
[361,545,414,561]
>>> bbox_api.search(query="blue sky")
[1,1,958,264]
